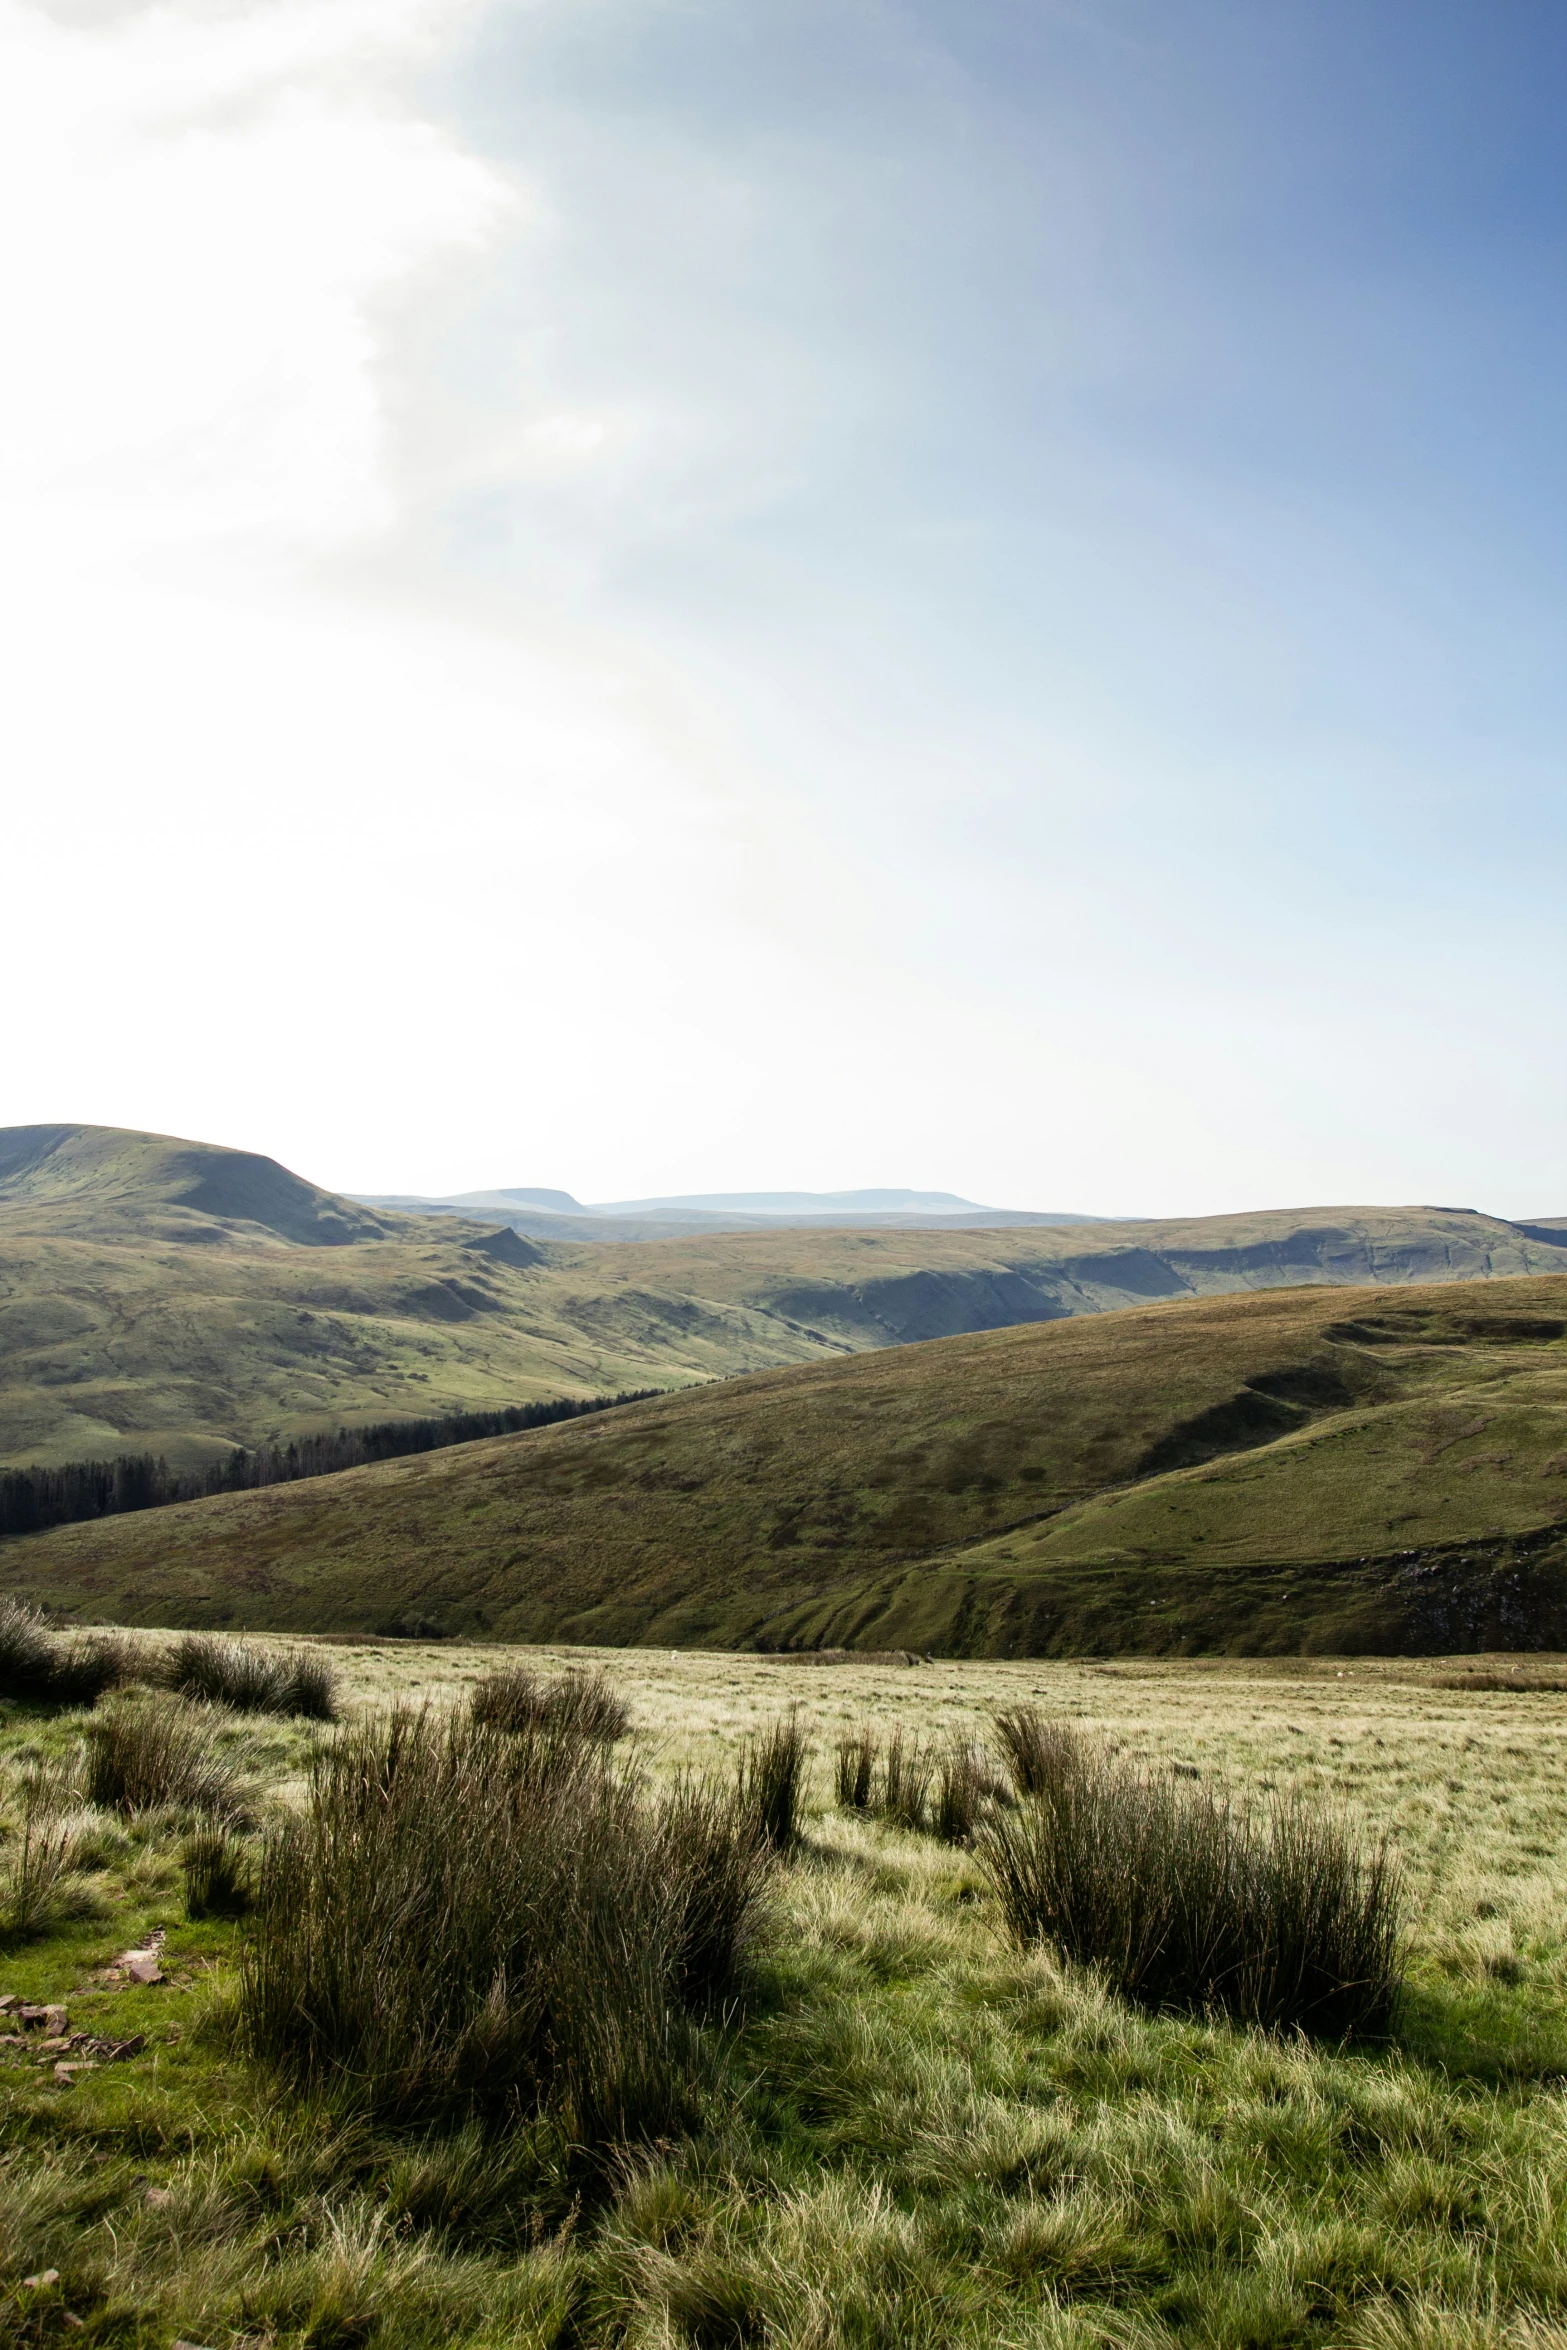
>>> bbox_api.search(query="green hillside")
[0,1123,398,1247]
[3,1122,1564,1470]
[0,1125,817,1467]
[12,1275,1567,1657]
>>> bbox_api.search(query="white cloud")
[0,0,503,552]
[1,0,1561,1214]
[0,2,997,1202]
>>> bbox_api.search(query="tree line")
[0,1391,662,1542]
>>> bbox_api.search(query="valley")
[13,1275,1567,1657]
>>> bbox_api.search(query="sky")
[3,0,1563,1215]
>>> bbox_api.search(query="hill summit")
[0,1124,394,1249]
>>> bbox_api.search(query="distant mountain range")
[349,1183,1103,1243]
[2,1121,1565,1474]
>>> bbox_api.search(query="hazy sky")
[5,0,1563,1214]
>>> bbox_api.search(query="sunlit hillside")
[14,1276,1567,1657]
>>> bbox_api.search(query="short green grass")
[3,1638,1567,2346]
[16,1278,1567,1657]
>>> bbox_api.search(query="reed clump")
[933,1735,1005,1846]
[994,1703,1082,1799]
[0,1598,125,1709]
[834,1720,1003,1844]
[657,1774,770,2009]
[835,1725,878,1811]
[980,1720,1405,2037]
[882,1723,935,1833]
[163,1633,338,1720]
[183,1825,255,1920]
[0,1760,90,1944]
[85,1695,252,1822]
[832,1720,932,1832]
[738,1710,809,1851]
[468,1663,630,1744]
[241,1706,769,2145]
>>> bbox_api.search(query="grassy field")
[4,1123,1565,1470]
[0,1128,794,1469]
[15,1277,1567,1658]
[4,1636,1567,2348]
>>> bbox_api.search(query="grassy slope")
[642,1200,1567,1345]
[0,1228,832,1467]
[8,1642,1567,2348]
[13,1276,1567,1656]
[5,1124,1566,1470]
[0,1127,830,1466]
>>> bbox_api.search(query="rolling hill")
[11,1275,1567,1657]
[0,1125,814,1467]
[3,1120,1565,1472]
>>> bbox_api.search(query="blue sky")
[4,0,1563,1210]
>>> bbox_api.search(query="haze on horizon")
[3,0,1563,1217]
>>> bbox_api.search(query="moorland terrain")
[14,1275,1567,1656]
[3,1121,1564,1471]
[5,1635,1567,2348]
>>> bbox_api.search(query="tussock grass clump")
[0,1759,92,1944]
[469,1662,630,1743]
[164,1632,339,1720]
[0,1807,80,1943]
[547,1667,631,1744]
[465,1664,543,1734]
[835,1725,879,1811]
[882,1724,934,1833]
[242,1707,768,2142]
[85,1695,251,1822]
[0,1598,125,1708]
[934,1736,1003,1846]
[279,1646,339,1722]
[835,1722,999,1843]
[980,1723,1405,2038]
[0,1600,57,1701]
[183,1825,255,1920]
[656,1775,770,2009]
[994,1702,1080,1799]
[739,1710,809,1851]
